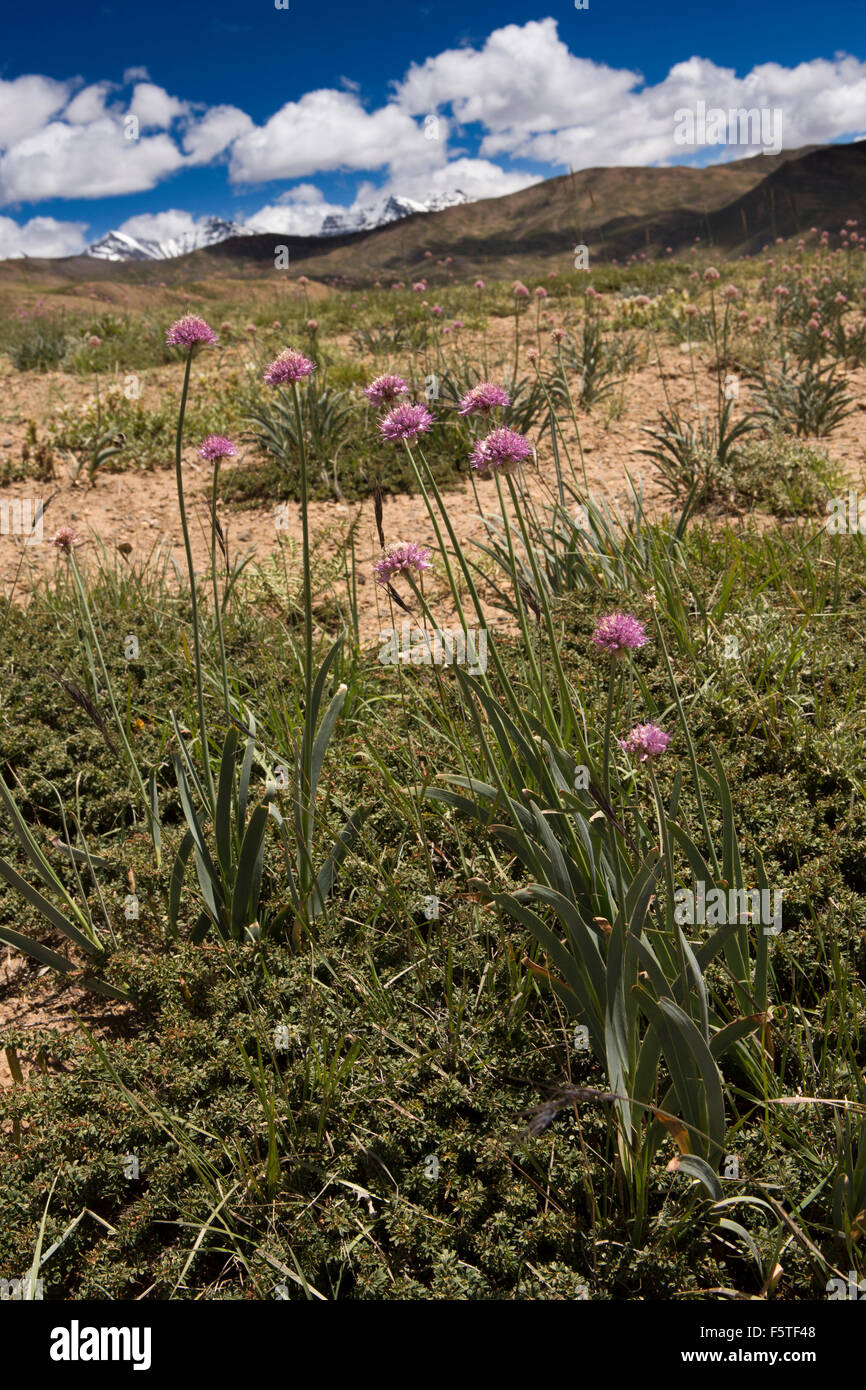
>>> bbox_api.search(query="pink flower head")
[263,348,316,384]
[723,285,739,300]
[431,304,443,316]
[272,320,282,330]
[457,382,511,416]
[512,281,530,298]
[52,526,79,555]
[703,267,721,283]
[470,427,533,477]
[378,402,434,442]
[307,319,319,330]
[165,315,217,349]
[534,286,548,298]
[474,278,486,290]
[618,723,670,762]
[364,374,409,406]
[526,346,540,362]
[87,334,102,347]
[198,435,236,462]
[552,327,568,344]
[373,540,432,586]
[412,280,427,293]
[592,611,648,659]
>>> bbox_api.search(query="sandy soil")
[2,340,865,645]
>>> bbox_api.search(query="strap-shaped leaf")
[634,987,726,1161]
[168,828,197,933]
[673,1154,723,1201]
[310,681,347,808]
[491,890,598,1033]
[306,810,364,919]
[523,883,606,1012]
[215,728,240,879]
[0,771,92,934]
[307,637,343,741]
[0,856,99,956]
[0,926,127,1001]
[231,803,270,934]
[238,711,257,825]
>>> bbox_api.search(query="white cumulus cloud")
[0,119,186,202]
[0,75,71,146]
[128,82,188,129]
[229,89,425,183]
[116,208,201,241]
[182,105,255,165]
[0,214,88,258]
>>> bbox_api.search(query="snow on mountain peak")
[85,192,472,261]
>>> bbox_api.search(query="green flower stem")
[402,442,535,745]
[210,457,231,717]
[493,469,549,720]
[291,379,315,908]
[174,348,214,808]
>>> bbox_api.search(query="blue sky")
[1,0,864,255]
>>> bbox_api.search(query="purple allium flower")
[165,315,217,349]
[198,435,236,462]
[592,611,648,658]
[307,319,319,330]
[263,348,316,385]
[52,526,79,555]
[512,280,530,298]
[364,374,409,406]
[378,402,434,443]
[87,334,101,347]
[457,382,511,416]
[474,278,486,290]
[618,723,670,762]
[703,267,721,283]
[372,540,432,586]
[470,427,533,477]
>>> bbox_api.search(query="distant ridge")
[2,143,863,285]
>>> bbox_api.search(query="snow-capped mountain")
[85,192,472,261]
[318,190,469,237]
[85,217,255,262]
